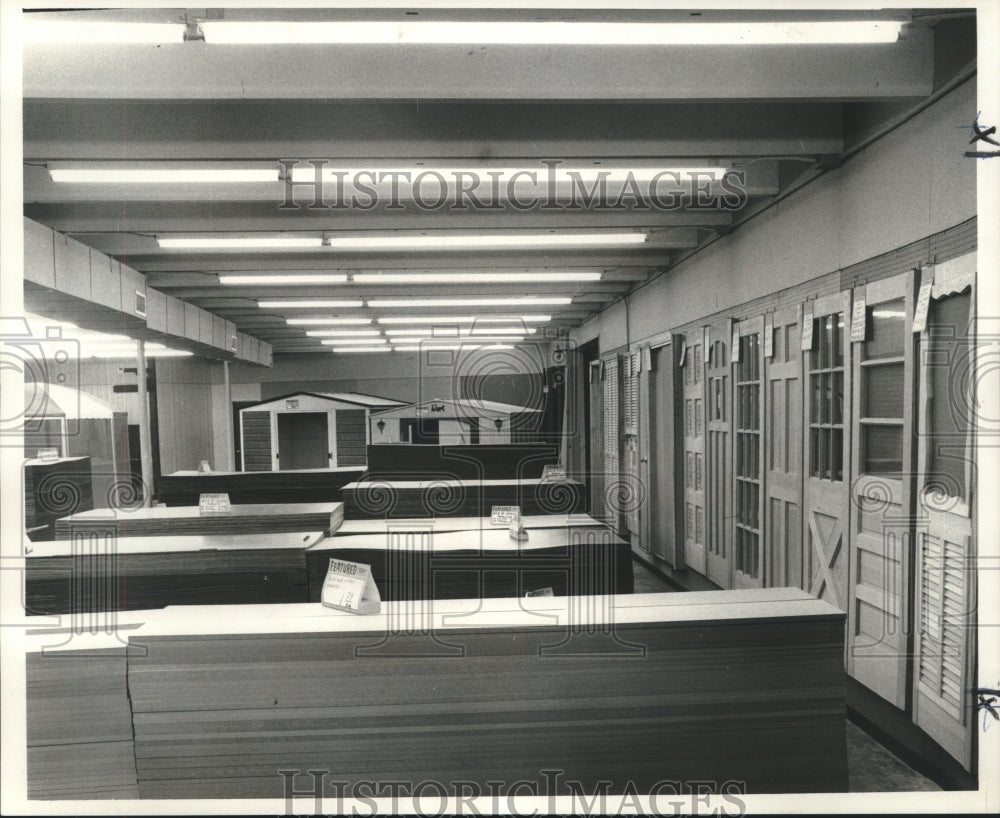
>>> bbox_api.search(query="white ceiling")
[21,5,974,355]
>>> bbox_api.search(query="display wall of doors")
[705,320,733,588]
[847,270,916,709]
[733,316,766,588]
[803,291,853,617]
[912,255,976,771]
[765,305,803,589]
[680,333,707,575]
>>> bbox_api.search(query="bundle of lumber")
[341,478,584,519]
[365,443,559,480]
[118,591,847,799]
[157,467,365,506]
[54,502,344,539]
[24,532,323,614]
[305,524,632,602]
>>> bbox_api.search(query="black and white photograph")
[0,1,998,814]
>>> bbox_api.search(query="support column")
[222,360,235,471]
[135,340,155,507]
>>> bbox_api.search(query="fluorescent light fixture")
[259,300,363,308]
[383,327,536,336]
[219,274,347,285]
[320,338,388,346]
[327,347,392,353]
[327,234,644,251]
[351,272,601,284]
[50,168,278,184]
[158,237,324,250]
[391,337,524,345]
[305,330,381,337]
[23,20,186,43]
[286,317,372,325]
[368,297,570,308]
[199,21,901,45]
[291,167,727,184]
[377,315,551,324]
[393,345,483,352]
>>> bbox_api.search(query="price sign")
[801,307,815,351]
[525,587,554,598]
[491,505,520,525]
[913,271,934,333]
[540,464,567,483]
[508,508,529,542]
[199,493,231,514]
[37,448,60,462]
[850,292,867,342]
[321,558,381,615]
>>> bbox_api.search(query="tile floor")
[630,559,941,793]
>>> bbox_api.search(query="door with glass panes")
[847,271,916,709]
[913,255,976,771]
[681,333,706,574]
[803,291,852,616]
[764,305,803,588]
[733,316,765,589]
[705,321,733,587]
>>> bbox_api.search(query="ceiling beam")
[23,101,845,160]
[23,32,932,100]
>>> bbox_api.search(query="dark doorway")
[277,412,330,470]
[232,400,257,471]
[402,418,440,444]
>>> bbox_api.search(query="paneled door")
[681,333,707,575]
[603,355,623,533]
[705,321,733,588]
[588,360,605,521]
[647,343,680,566]
[912,255,976,770]
[847,270,916,709]
[765,305,803,589]
[803,292,853,618]
[733,316,766,588]
[623,351,642,540]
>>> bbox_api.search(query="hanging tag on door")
[763,315,774,358]
[913,269,934,333]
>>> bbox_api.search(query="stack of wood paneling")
[120,591,847,798]
[341,478,584,519]
[305,525,633,602]
[23,456,93,541]
[26,646,138,799]
[54,502,344,539]
[24,532,323,615]
[156,468,365,506]
[366,443,559,480]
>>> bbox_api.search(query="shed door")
[241,411,273,472]
[335,409,367,466]
[847,270,916,709]
[913,258,976,770]
[277,412,331,470]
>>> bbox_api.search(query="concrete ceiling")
[21,6,975,356]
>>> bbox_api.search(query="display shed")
[238,391,406,471]
[370,398,543,445]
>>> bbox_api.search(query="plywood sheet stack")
[157,468,365,506]
[305,525,633,602]
[26,647,138,799]
[25,531,322,614]
[54,502,343,539]
[24,456,93,540]
[341,478,584,519]
[125,592,848,798]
